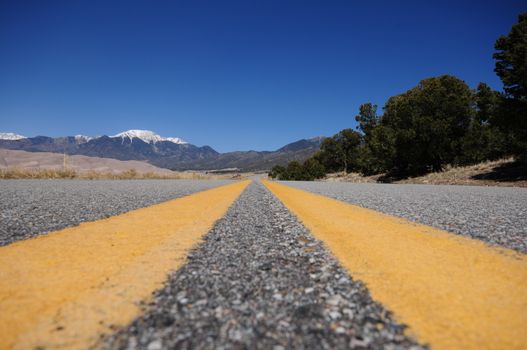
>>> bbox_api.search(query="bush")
[268,159,325,181]
[268,165,286,179]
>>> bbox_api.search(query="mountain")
[74,135,96,143]
[276,136,325,152]
[0,130,323,171]
[0,130,216,163]
[0,132,26,140]
[165,137,324,171]
[113,129,187,144]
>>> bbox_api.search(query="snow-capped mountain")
[0,130,323,171]
[0,129,216,168]
[112,130,187,144]
[0,130,186,144]
[74,135,96,143]
[0,132,26,140]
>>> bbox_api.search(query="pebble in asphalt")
[0,179,233,246]
[103,182,425,350]
[282,181,527,254]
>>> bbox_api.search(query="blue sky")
[0,1,524,152]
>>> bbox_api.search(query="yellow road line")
[263,180,527,350]
[0,180,250,350]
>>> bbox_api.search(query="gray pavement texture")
[103,182,425,350]
[0,179,233,246]
[281,181,527,254]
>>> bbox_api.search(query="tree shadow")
[376,173,404,183]
[471,159,527,182]
[376,168,429,183]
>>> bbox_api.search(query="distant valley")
[0,130,324,171]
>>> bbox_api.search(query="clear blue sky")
[0,1,524,152]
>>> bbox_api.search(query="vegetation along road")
[0,179,526,349]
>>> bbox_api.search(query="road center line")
[0,180,250,350]
[263,180,527,350]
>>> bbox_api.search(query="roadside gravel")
[103,181,425,350]
[282,181,527,254]
[0,179,232,246]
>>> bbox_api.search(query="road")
[0,179,233,246]
[282,181,527,253]
[0,179,525,349]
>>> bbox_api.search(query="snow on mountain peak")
[0,132,26,140]
[74,135,95,143]
[112,129,187,144]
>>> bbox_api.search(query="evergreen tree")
[494,13,527,102]
[493,13,527,156]
[355,103,379,137]
[380,75,474,174]
[334,129,362,172]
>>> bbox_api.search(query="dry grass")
[324,171,380,183]
[396,158,527,187]
[324,158,527,187]
[0,168,79,179]
[0,168,242,180]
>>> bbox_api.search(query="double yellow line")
[1,179,526,349]
[264,180,527,350]
[0,181,249,349]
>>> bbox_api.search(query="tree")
[455,82,507,164]
[334,129,362,172]
[268,165,286,179]
[457,120,507,164]
[380,75,474,174]
[493,13,527,156]
[355,103,379,137]
[358,123,396,175]
[475,82,500,124]
[353,102,395,174]
[316,137,343,172]
[302,158,325,180]
[285,161,305,181]
[494,13,527,101]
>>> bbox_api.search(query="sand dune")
[0,149,174,175]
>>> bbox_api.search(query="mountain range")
[0,130,323,171]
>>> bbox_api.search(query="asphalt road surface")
[104,181,423,349]
[1,179,525,349]
[0,179,233,246]
[282,181,527,253]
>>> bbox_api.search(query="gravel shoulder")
[103,181,425,350]
[281,181,527,254]
[0,179,233,246]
